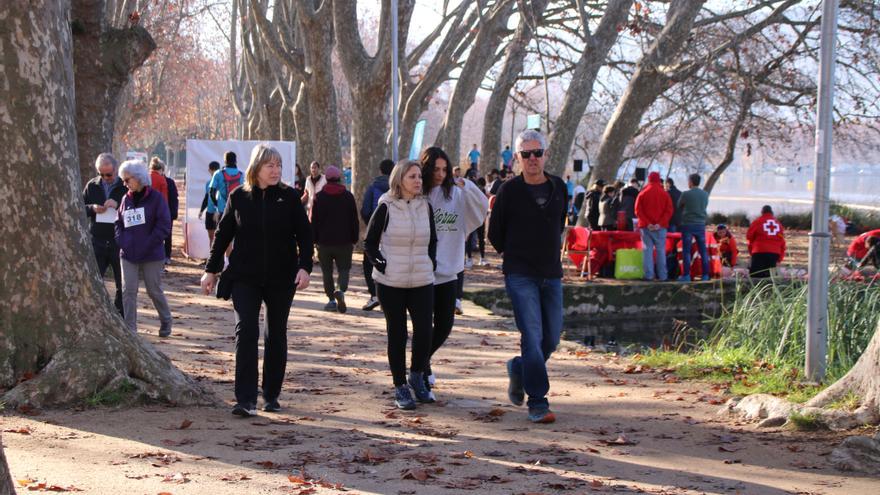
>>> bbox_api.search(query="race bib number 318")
[123,207,146,228]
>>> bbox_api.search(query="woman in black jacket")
[200,144,313,417]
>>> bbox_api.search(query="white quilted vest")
[373,196,434,288]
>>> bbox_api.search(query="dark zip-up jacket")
[312,182,359,246]
[83,176,126,241]
[488,173,567,278]
[205,184,313,289]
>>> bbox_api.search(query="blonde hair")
[387,160,422,200]
[243,143,286,191]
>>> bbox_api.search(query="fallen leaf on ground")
[599,434,638,446]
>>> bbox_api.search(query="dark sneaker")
[361,296,380,311]
[408,371,435,403]
[394,385,416,410]
[323,300,338,311]
[158,321,172,337]
[528,408,556,424]
[232,403,257,417]
[506,358,524,406]
[263,399,281,412]
[334,290,347,313]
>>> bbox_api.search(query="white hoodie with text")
[428,179,489,284]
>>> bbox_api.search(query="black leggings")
[427,280,457,372]
[377,283,434,386]
[465,225,486,258]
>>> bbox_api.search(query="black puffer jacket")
[206,184,313,289]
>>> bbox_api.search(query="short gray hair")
[118,160,151,187]
[515,129,546,151]
[94,153,118,172]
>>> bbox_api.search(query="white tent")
[183,139,297,259]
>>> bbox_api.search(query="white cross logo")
[763,219,780,236]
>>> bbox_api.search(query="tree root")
[2,330,216,409]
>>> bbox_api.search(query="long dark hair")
[420,146,454,200]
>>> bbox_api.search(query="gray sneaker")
[323,299,337,311]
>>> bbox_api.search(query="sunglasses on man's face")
[519,149,544,159]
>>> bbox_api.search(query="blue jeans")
[640,228,667,280]
[681,223,709,277]
[504,274,563,410]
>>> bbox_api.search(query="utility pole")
[805,0,839,382]
[391,0,400,163]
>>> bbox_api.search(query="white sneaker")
[454,299,463,315]
[464,258,473,269]
[478,257,489,266]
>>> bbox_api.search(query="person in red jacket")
[634,172,673,281]
[715,224,738,267]
[746,205,786,278]
[149,156,169,203]
[847,229,880,269]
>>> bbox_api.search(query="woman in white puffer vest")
[419,147,488,398]
[364,160,437,410]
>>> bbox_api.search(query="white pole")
[805,0,839,382]
[391,0,400,162]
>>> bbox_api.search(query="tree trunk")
[72,0,156,186]
[0,0,212,408]
[479,0,549,175]
[544,0,633,177]
[333,0,415,203]
[0,436,13,495]
[434,0,515,165]
[589,0,706,186]
[293,83,315,167]
[806,319,880,424]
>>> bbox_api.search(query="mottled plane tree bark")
[0,0,212,409]
[251,0,341,167]
[479,0,550,175]
[433,0,516,165]
[72,0,156,186]
[396,2,479,159]
[333,0,415,202]
[543,0,633,177]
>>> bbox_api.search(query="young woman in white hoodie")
[419,147,489,396]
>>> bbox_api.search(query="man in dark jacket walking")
[83,152,126,315]
[489,129,567,425]
[312,166,359,313]
[619,178,640,231]
[359,158,393,310]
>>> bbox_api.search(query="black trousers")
[749,252,780,278]
[456,271,464,299]
[363,257,376,297]
[164,220,174,259]
[93,238,123,315]
[231,282,295,405]
[465,225,486,258]
[377,283,434,386]
[427,280,457,373]
[317,244,353,298]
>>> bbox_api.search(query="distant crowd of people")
[569,171,788,280]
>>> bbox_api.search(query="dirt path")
[3,226,878,495]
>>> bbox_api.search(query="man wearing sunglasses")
[488,130,567,425]
[82,152,127,316]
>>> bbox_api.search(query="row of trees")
[218,0,880,208]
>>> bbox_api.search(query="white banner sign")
[184,139,297,259]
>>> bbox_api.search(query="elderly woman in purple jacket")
[115,159,173,336]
